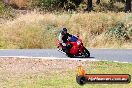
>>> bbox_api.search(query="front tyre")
[83,47,90,58]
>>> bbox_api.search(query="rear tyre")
[66,53,74,58]
[65,46,74,58]
[83,47,90,58]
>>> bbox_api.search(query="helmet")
[63,28,67,32]
[61,28,67,35]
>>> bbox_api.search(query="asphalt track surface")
[0,49,132,63]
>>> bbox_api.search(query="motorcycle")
[57,35,90,58]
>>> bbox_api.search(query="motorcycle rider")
[58,28,72,53]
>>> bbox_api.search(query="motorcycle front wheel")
[83,47,90,58]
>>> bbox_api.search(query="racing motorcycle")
[57,35,90,58]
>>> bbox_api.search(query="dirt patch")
[0,57,94,75]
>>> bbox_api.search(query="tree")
[86,0,93,11]
[96,0,100,5]
[125,0,131,12]
[85,0,100,11]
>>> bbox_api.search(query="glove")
[62,43,66,46]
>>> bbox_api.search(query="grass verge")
[0,57,132,88]
[0,12,132,49]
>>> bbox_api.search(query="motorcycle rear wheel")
[66,53,74,58]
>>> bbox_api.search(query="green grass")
[0,1,6,15]
[0,60,132,88]
[0,1,15,18]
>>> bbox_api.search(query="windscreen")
[69,35,78,42]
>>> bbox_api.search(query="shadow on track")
[72,56,95,58]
